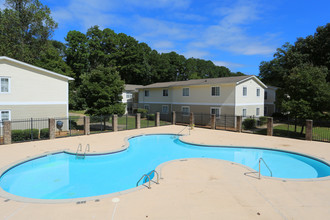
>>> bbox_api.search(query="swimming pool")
[0,134,330,201]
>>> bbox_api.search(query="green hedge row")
[12,128,49,142]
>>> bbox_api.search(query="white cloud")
[190,0,276,55]
[213,61,244,68]
[152,40,175,50]
[126,0,191,10]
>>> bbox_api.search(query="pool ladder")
[136,170,160,189]
[76,143,90,159]
[258,157,272,179]
[176,124,191,137]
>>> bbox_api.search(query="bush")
[12,129,39,142]
[40,128,49,139]
[147,114,155,121]
[135,108,148,118]
[243,118,256,130]
[259,116,267,126]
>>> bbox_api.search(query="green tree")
[80,65,125,116]
[280,64,330,132]
[0,0,57,63]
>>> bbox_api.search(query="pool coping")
[0,133,330,204]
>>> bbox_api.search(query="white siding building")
[0,56,74,122]
[138,75,267,117]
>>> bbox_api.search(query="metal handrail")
[76,143,82,158]
[136,174,151,189]
[177,124,191,136]
[148,170,160,184]
[258,158,272,179]
[83,144,90,157]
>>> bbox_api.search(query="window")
[264,91,268,100]
[162,105,169,114]
[256,108,260,116]
[144,105,150,112]
[210,107,221,118]
[0,77,10,93]
[182,106,190,116]
[242,109,247,117]
[264,106,268,115]
[144,90,149,97]
[182,88,189,96]
[256,88,260,97]
[126,93,132,99]
[163,89,168,96]
[211,87,220,96]
[243,87,247,96]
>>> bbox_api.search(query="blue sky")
[1,0,330,75]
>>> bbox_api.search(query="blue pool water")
[0,134,330,200]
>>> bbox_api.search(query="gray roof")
[125,84,143,91]
[139,75,265,89]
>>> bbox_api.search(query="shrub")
[147,114,155,121]
[12,129,39,142]
[242,118,256,130]
[259,116,267,126]
[136,108,148,118]
[40,128,49,139]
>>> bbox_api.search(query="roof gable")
[0,56,74,81]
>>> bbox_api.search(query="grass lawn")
[69,110,86,115]
[256,124,330,142]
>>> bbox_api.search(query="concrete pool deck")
[0,125,329,219]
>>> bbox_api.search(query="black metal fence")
[55,116,85,137]
[90,115,113,133]
[312,119,330,142]
[10,118,49,143]
[216,115,236,131]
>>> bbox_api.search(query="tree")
[280,64,330,132]
[79,65,125,116]
[0,0,57,63]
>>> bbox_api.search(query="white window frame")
[256,88,260,97]
[0,77,10,93]
[182,88,189,96]
[144,104,150,112]
[0,110,11,127]
[242,108,247,117]
[210,107,221,118]
[256,108,260,116]
[162,105,169,114]
[243,87,247,96]
[144,90,149,97]
[163,89,168,97]
[126,93,132,99]
[211,86,220,96]
[181,106,190,116]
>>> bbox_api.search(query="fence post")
[211,114,216,129]
[3,121,11,144]
[136,113,141,129]
[306,120,313,141]
[84,116,90,135]
[190,112,194,127]
[267,117,273,136]
[236,116,242,132]
[112,114,118,132]
[48,118,55,139]
[155,112,160,127]
[172,111,176,125]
